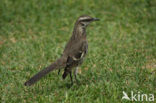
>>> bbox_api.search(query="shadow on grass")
[57,73,102,89]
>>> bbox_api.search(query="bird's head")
[76,15,100,28]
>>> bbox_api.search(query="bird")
[24,15,99,86]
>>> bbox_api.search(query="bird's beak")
[93,18,100,21]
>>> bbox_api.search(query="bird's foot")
[58,69,60,75]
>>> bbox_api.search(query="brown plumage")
[24,15,99,86]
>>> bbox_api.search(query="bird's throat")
[72,24,86,40]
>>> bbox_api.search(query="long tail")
[24,57,66,86]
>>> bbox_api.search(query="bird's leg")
[74,67,79,83]
[58,69,60,75]
[69,71,73,85]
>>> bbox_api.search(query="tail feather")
[24,57,66,86]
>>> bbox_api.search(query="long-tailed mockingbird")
[24,15,99,86]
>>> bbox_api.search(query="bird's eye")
[81,23,85,26]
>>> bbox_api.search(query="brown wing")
[62,41,88,79]
[69,40,88,61]
[63,40,88,68]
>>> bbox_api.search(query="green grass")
[0,0,156,102]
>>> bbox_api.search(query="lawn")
[0,0,156,102]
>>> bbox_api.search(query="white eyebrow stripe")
[79,17,89,21]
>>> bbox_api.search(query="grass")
[0,0,156,102]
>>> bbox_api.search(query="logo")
[122,91,154,102]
